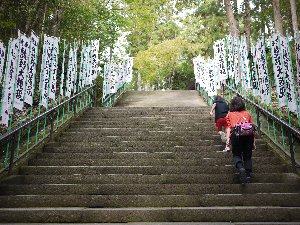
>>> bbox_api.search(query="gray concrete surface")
[115,90,208,107]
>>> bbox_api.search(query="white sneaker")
[223,146,231,152]
[220,132,227,143]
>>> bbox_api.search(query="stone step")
[0,183,299,195]
[41,148,273,157]
[53,140,267,148]
[1,193,300,208]
[63,130,219,137]
[0,206,299,223]
[28,157,283,167]
[89,106,211,112]
[67,127,217,133]
[19,165,291,175]
[2,173,298,185]
[57,134,226,142]
[35,152,277,161]
[69,123,216,129]
[73,119,214,125]
[77,116,214,121]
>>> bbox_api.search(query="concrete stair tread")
[0,206,299,223]
[19,165,290,175]
[2,173,298,185]
[1,193,300,207]
[1,183,299,195]
[28,158,283,166]
[36,152,275,159]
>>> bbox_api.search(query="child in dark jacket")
[209,95,230,152]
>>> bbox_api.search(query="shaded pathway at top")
[115,90,208,107]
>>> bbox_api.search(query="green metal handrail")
[0,85,96,174]
[102,83,128,107]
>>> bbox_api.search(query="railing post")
[256,107,261,136]
[8,131,19,175]
[288,133,297,173]
[49,110,55,142]
[93,85,97,107]
[73,96,77,115]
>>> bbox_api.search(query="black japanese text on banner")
[40,35,54,108]
[255,38,271,104]
[280,35,297,114]
[213,39,227,84]
[250,45,260,96]
[1,38,19,126]
[207,59,216,97]
[295,35,300,102]
[91,40,100,81]
[233,38,240,85]
[0,41,6,84]
[271,33,286,107]
[24,33,39,106]
[49,38,59,100]
[14,34,30,111]
[239,37,251,89]
[226,35,235,78]
[65,48,74,98]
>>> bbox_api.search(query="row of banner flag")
[193,33,300,116]
[0,31,134,127]
[103,57,134,98]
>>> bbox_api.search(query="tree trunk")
[245,0,251,53]
[272,0,283,35]
[290,0,299,38]
[137,72,142,91]
[224,0,240,37]
[51,5,64,36]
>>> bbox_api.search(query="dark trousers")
[230,133,254,173]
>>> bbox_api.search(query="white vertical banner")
[255,38,271,104]
[83,44,89,87]
[125,57,133,83]
[233,37,240,84]
[207,59,216,97]
[0,41,6,84]
[87,45,93,85]
[78,43,85,90]
[91,40,99,81]
[103,64,110,97]
[65,48,74,97]
[295,35,300,101]
[24,32,39,106]
[280,36,297,114]
[226,35,235,78]
[239,37,251,89]
[40,35,54,108]
[213,39,227,83]
[1,38,19,126]
[49,37,59,100]
[72,46,78,93]
[14,34,30,110]
[270,33,286,107]
[109,63,117,94]
[250,45,260,96]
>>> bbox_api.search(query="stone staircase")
[0,106,300,223]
